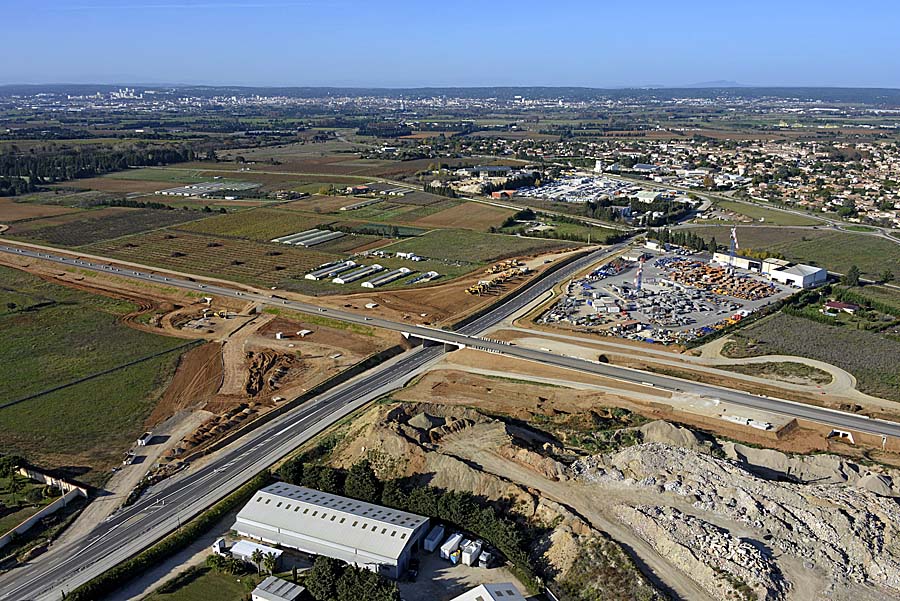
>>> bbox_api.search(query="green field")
[842,225,877,232]
[384,229,577,264]
[10,208,207,247]
[687,226,900,279]
[103,168,210,183]
[144,566,258,601]
[0,266,189,481]
[176,207,335,241]
[724,313,900,402]
[83,230,340,288]
[713,199,821,226]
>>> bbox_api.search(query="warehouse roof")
[449,583,527,601]
[235,483,428,561]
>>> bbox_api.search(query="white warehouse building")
[232,483,429,579]
[711,252,826,289]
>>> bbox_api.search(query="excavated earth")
[327,401,900,601]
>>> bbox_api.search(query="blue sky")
[4,0,899,87]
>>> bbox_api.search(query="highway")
[1,241,899,599]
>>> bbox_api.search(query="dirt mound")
[408,412,445,431]
[723,442,900,495]
[856,474,895,497]
[147,342,223,425]
[637,420,708,452]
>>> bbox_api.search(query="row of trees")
[0,175,37,196]
[0,144,197,183]
[647,228,717,252]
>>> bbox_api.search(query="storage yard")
[516,174,639,203]
[540,246,794,344]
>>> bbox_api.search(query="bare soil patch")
[0,198,80,222]
[413,201,514,230]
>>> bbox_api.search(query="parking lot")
[540,248,794,344]
[398,551,535,601]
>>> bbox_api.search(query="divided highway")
[0,241,898,599]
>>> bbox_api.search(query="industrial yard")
[539,245,794,344]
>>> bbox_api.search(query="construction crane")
[634,256,645,291]
[729,226,740,272]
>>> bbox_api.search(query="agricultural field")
[723,312,900,402]
[0,197,81,222]
[711,199,822,226]
[687,226,900,278]
[503,218,622,244]
[0,475,57,534]
[175,207,334,241]
[103,167,209,183]
[83,230,339,288]
[9,208,209,247]
[412,200,514,230]
[384,228,577,264]
[0,266,189,481]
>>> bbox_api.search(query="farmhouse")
[232,483,429,579]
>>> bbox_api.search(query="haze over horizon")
[6,0,900,88]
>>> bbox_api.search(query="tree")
[8,473,25,505]
[206,554,227,573]
[0,455,23,478]
[345,460,380,503]
[306,556,342,601]
[707,237,718,253]
[263,551,278,575]
[843,265,861,287]
[251,549,264,574]
[291,566,298,583]
[880,269,895,284]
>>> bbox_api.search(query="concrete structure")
[233,483,429,579]
[448,583,527,601]
[252,576,306,601]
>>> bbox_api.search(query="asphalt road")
[0,241,897,599]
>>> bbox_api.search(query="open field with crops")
[712,199,821,226]
[175,207,334,241]
[0,266,188,480]
[103,167,209,183]
[412,201,514,230]
[9,208,208,247]
[83,230,339,287]
[723,312,900,402]
[384,228,577,264]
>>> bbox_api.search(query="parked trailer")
[440,533,463,560]
[461,539,483,566]
[423,524,445,553]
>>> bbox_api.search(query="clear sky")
[5,0,899,88]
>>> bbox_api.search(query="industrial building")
[232,483,429,579]
[251,576,306,601]
[305,260,356,281]
[448,583,527,601]
[711,252,826,288]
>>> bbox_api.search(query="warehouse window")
[312,511,318,517]
[390,531,396,537]
[340,518,346,523]
[256,497,262,502]
[381,528,386,534]
[372,526,377,532]
[400,533,407,539]
[353,521,359,527]
[303,508,309,514]
[331,516,336,521]
[276,502,282,507]
[362,523,368,529]
[294,507,300,512]
[285,505,291,510]
[265,499,271,505]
